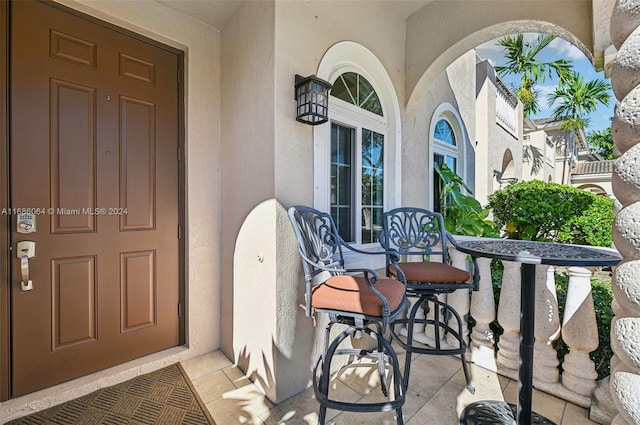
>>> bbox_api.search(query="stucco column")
[605,2,640,424]
[533,265,561,385]
[496,261,521,375]
[233,200,316,404]
[561,267,598,396]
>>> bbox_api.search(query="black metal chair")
[288,205,408,425]
[379,207,479,394]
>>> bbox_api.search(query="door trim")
[1,0,10,403]
[0,0,186,401]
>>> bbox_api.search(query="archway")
[405,2,596,113]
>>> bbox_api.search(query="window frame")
[314,42,401,268]
[329,97,387,246]
[327,97,388,245]
[429,103,466,211]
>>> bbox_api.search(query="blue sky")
[475,34,614,134]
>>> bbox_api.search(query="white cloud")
[534,84,558,113]
[547,38,585,60]
[475,40,503,64]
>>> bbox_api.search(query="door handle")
[17,241,35,291]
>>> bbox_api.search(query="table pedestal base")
[460,401,556,425]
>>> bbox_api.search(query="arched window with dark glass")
[434,119,456,146]
[329,72,385,244]
[432,117,459,213]
[331,72,383,116]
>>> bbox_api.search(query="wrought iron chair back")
[288,206,345,317]
[379,206,477,395]
[380,207,449,264]
[288,205,407,424]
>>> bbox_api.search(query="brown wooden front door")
[9,1,182,397]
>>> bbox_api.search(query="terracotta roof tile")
[571,160,615,175]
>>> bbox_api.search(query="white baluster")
[470,257,497,371]
[533,265,561,384]
[562,266,599,396]
[496,261,521,375]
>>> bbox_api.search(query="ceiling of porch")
[155,0,432,31]
[154,0,614,75]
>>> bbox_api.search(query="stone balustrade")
[403,246,611,411]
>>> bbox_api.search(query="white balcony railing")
[495,77,518,136]
[398,243,608,410]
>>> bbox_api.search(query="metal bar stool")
[379,207,479,394]
[288,206,408,425]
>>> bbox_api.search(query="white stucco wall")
[523,130,556,182]
[2,0,222,419]
[475,60,524,206]
[224,0,409,403]
[273,0,407,208]
[403,50,477,208]
[475,60,494,204]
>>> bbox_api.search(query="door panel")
[51,256,97,350]
[10,1,181,397]
[50,79,97,233]
[120,97,155,230]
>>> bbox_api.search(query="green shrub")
[557,194,615,247]
[487,180,612,245]
[478,180,615,379]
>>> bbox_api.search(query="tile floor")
[181,347,598,425]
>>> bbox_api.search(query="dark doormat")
[7,364,216,425]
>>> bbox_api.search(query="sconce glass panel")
[295,75,332,125]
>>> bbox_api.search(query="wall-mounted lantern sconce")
[294,74,332,125]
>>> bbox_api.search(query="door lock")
[17,241,35,291]
[17,212,36,234]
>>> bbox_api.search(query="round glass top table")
[454,238,622,425]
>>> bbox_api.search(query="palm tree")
[495,34,573,117]
[547,72,612,182]
[547,72,611,130]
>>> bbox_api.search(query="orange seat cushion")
[389,262,471,283]
[311,275,405,317]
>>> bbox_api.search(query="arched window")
[331,72,383,116]
[434,119,456,146]
[329,72,385,244]
[430,104,465,212]
[314,42,401,254]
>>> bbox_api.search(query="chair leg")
[431,296,442,350]
[402,295,426,391]
[387,336,405,425]
[460,351,475,394]
[313,323,406,423]
[317,405,327,425]
[441,299,476,395]
[315,323,334,425]
[372,325,405,425]
[396,294,476,395]
[371,326,390,397]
